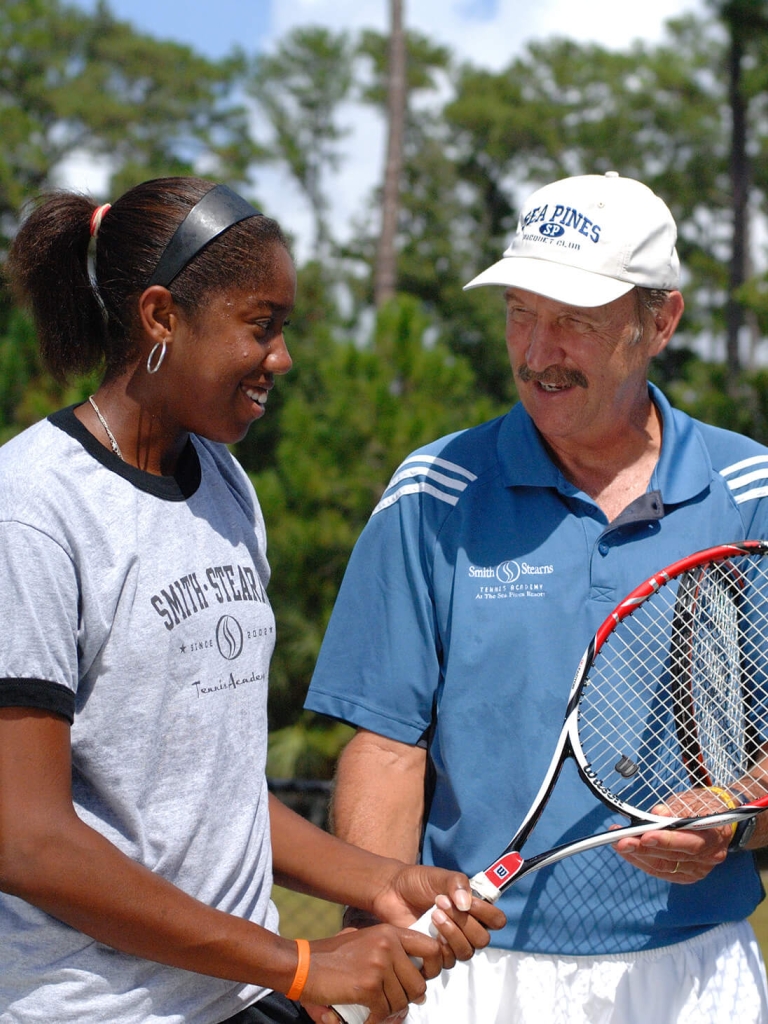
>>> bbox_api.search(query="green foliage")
[0,0,253,243]
[0,308,98,441]
[355,27,452,108]
[267,716,354,779]
[1,0,93,221]
[653,348,768,442]
[248,27,354,258]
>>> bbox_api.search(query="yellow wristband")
[707,785,739,836]
[286,938,311,1001]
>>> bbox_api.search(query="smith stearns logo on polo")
[521,203,601,245]
[469,559,554,600]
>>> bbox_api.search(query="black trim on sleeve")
[0,678,75,723]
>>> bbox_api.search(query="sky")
[73,0,704,66]
[69,0,707,259]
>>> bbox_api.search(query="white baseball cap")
[463,171,680,307]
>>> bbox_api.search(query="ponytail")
[7,192,108,381]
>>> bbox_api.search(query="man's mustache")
[517,364,588,389]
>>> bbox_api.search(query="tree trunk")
[726,17,749,378]
[374,0,406,308]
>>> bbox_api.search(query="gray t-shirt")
[0,407,279,1024]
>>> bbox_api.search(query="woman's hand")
[299,924,444,1023]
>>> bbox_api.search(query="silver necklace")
[88,395,124,461]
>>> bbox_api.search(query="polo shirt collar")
[498,402,560,488]
[649,384,712,504]
[497,382,712,506]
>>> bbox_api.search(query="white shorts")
[406,922,768,1024]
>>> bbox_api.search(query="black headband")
[146,184,263,288]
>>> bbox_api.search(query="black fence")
[268,777,332,829]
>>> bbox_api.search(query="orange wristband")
[286,938,311,1001]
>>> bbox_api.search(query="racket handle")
[468,870,504,905]
[330,909,434,1024]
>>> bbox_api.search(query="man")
[305,172,768,1022]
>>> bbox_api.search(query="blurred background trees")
[5,0,768,773]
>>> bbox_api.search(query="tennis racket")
[332,540,768,1024]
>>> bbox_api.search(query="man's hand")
[612,789,734,883]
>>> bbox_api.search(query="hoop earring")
[146,341,167,375]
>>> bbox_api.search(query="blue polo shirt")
[305,385,768,955]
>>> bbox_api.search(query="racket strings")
[682,567,743,782]
[576,554,768,815]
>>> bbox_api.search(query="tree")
[248,27,354,261]
[373,0,407,307]
[0,0,254,245]
[349,28,506,393]
[712,0,768,377]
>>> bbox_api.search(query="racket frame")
[473,540,768,900]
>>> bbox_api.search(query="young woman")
[0,178,503,1024]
